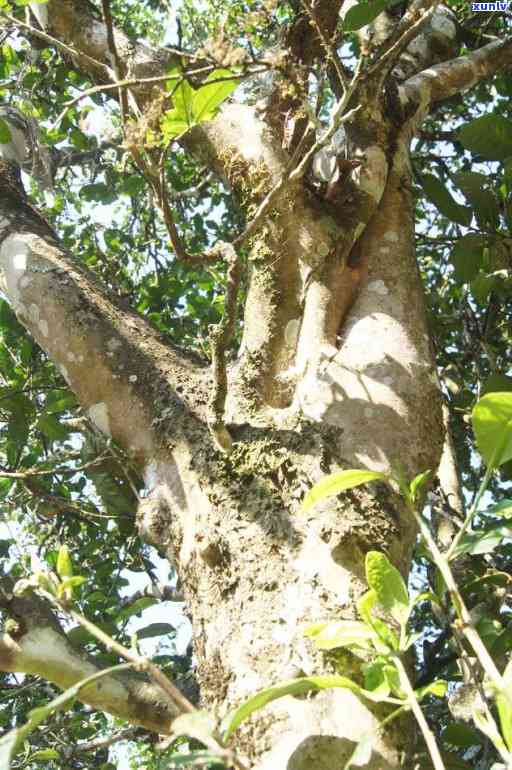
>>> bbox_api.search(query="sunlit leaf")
[301,470,387,513]
[365,551,409,626]
[192,69,238,122]
[472,392,512,468]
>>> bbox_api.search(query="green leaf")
[171,77,196,125]
[458,115,512,161]
[80,183,116,204]
[343,0,388,31]
[451,528,505,557]
[0,118,12,144]
[420,174,472,226]
[116,596,158,621]
[452,171,499,229]
[472,392,512,468]
[357,589,377,627]
[160,115,191,142]
[301,470,387,513]
[363,660,390,696]
[120,175,145,197]
[497,659,512,751]
[409,470,432,503]
[58,575,86,598]
[37,413,70,442]
[365,551,409,626]
[56,544,73,579]
[192,69,238,122]
[305,620,378,651]
[222,675,374,741]
[416,680,448,700]
[134,622,175,640]
[486,499,512,519]
[450,234,486,284]
[442,722,483,748]
[29,749,60,760]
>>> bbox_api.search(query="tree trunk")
[1,2,511,767]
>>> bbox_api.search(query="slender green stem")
[446,463,494,560]
[391,654,446,770]
[409,504,512,723]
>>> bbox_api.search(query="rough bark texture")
[0,1,510,767]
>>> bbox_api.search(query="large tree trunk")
[0,2,511,767]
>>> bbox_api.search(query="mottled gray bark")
[0,2,510,767]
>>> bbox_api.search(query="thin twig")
[0,456,107,479]
[369,4,438,85]
[37,590,249,770]
[100,0,130,125]
[392,654,446,770]
[300,0,349,90]
[0,13,111,78]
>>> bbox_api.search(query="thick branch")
[0,164,209,466]
[0,579,178,733]
[401,36,512,114]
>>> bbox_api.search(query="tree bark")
[0,2,510,767]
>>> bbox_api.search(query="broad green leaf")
[37,413,70,442]
[171,78,196,125]
[80,183,116,204]
[0,118,12,144]
[365,551,409,626]
[120,174,145,197]
[192,69,238,122]
[57,544,73,579]
[452,171,500,229]
[409,470,432,503]
[134,622,175,640]
[116,596,158,622]
[458,115,512,161]
[58,575,86,599]
[420,174,472,226]
[160,115,191,142]
[383,664,402,697]
[301,470,387,513]
[486,499,512,519]
[472,392,512,468]
[463,572,511,595]
[343,0,388,31]
[363,660,390,696]
[416,680,448,700]
[305,620,378,650]
[29,749,60,760]
[357,589,377,627]
[442,722,482,748]
[222,675,376,741]
[451,528,505,557]
[451,234,486,284]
